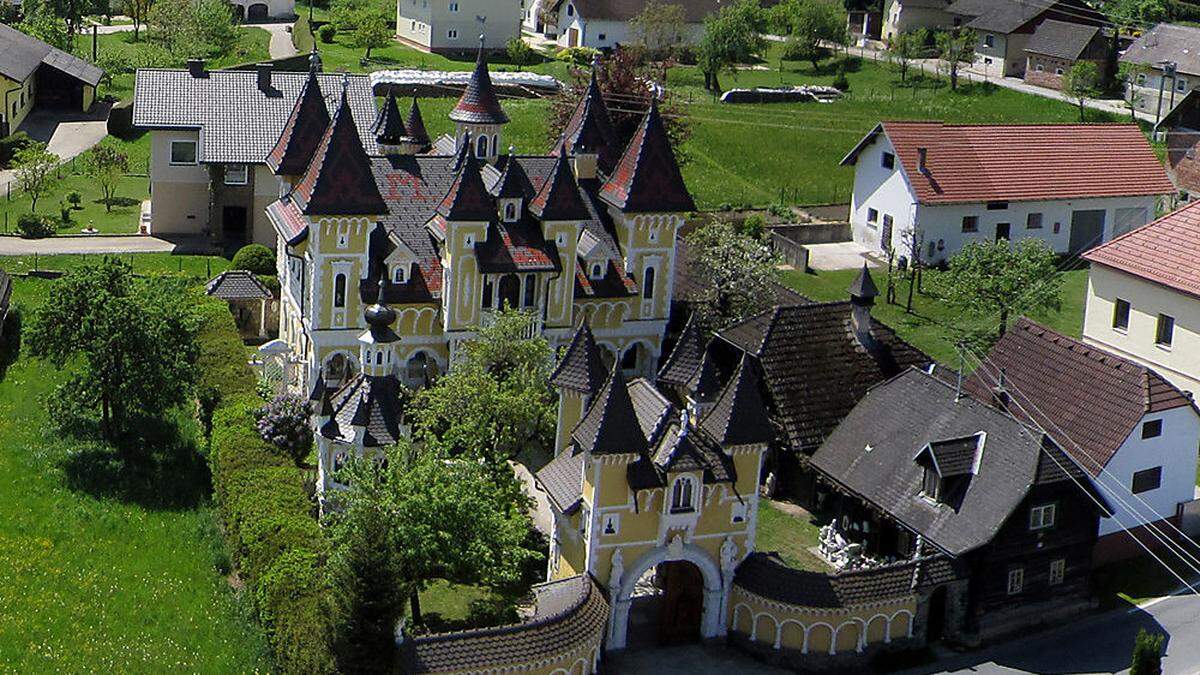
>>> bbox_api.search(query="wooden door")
[657,561,704,645]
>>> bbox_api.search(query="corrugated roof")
[1083,200,1200,299]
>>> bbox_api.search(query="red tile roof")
[600,99,695,213]
[1083,200,1200,299]
[842,121,1174,205]
[963,318,1195,475]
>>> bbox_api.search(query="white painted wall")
[1092,406,1200,537]
[232,0,294,19]
[1083,265,1200,396]
[1126,69,1200,114]
[554,2,703,49]
[848,133,917,255]
[397,0,521,51]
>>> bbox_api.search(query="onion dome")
[364,277,397,330]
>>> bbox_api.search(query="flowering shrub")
[255,394,313,467]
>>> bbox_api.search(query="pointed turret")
[491,148,533,200]
[701,355,773,448]
[572,363,649,456]
[849,263,879,344]
[405,97,431,151]
[600,98,694,213]
[292,77,386,215]
[551,321,607,396]
[848,263,879,302]
[530,145,591,221]
[449,36,510,127]
[436,134,495,222]
[372,93,407,147]
[267,64,330,176]
[657,313,706,391]
[557,68,620,175]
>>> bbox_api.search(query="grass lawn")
[0,134,151,236]
[779,266,1089,365]
[0,251,232,276]
[754,499,830,572]
[0,261,269,671]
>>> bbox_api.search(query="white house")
[1120,23,1200,118]
[839,121,1175,265]
[882,0,953,43]
[1082,201,1200,396]
[396,0,522,54]
[546,0,711,49]
[964,318,1200,563]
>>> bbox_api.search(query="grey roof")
[946,0,1097,34]
[700,356,774,448]
[133,69,378,164]
[657,313,706,389]
[205,269,273,299]
[734,552,962,608]
[536,449,585,514]
[1024,19,1101,60]
[0,23,102,86]
[550,322,607,395]
[810,368,1104,556]
[319,373,405,447]
[1122,23,1200,78]
[572,364,649,456]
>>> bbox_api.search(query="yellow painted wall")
[1,73,36,134]
[729,586,916,655]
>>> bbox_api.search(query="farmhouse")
[964,318,1200,563]
[0,23,103,136]
[545,0,713,49]
[946,0,1104,79]
[1121,23,1200,118]
[396,0,521,54]
[840,122,1174,264]
[1082,200,1200,396]
[1021,19,1109,91]
[881,0,953,43]
[1156,89,1200,198]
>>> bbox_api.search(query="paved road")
[0,234,214,256]
[260,22,299,59]
[0,105,112,193]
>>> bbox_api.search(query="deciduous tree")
[888,28,928,83]
[684,220,781,332]
[1063,60,1100,122]
[935,28,973,90]
[14,143,60,213]
[629,1,688,59]
[696,0,766,93]
[352,9,392,59]
[84,144,129,212]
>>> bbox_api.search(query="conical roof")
[372,93,407,144]
[449,39,509,125]
[557,69,620,173]
[701,355,773,447]
[848,263,879,301]
[490,149,533,200]
[530,146,590,221]
[405,97,431,148]
[292,79,387,215]
[572,363,649,456]
[550,321,607,395]
[266,67,330,175]
[658,313,706,388]
[437,135,495,221]
[600,98,694,213]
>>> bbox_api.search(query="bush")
[318,23,337,43]
[16,213,56,238]
[293,15,316,52]
[255,393,314,466]
[232,243,277,275]
[0,131,32,168]
[67,190,82,207]
[556,46,600,66]
[740,214,765,239]
[1131,629,1164,675]
[832,65,849,91]
[506,36,535,66]
[194,295,258,430]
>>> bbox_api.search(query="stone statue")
[609,548,624,590]
[720,536,738,573]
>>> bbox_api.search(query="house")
[396,0,522,54]
[1121,23,1200,118]
[659,266,932,499]
[231,0,294,21]
[882,0,953,43]
[946,0,1104,79]
[1022,19,1110,91]
[1082,201,1200,396]
[963,318,1200,563]
[1155,89,1200,197]
[547,0,713,49]
[811,367,1112,644]
[132,57,378,246]
[847,9,882,44]
[840,122,1174,264]
[0,23,103,136]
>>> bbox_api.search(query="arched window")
[642,266,655,300]
[523,273,536,307]
[333,450,348,474]
[567,3,573,15]
[670,476,695,513]
[590,263,603,279]
[476,134,489,157]
[504,202,517,221]
[393,265,407,283]
[481,277,494,308]
[333,273,347,308]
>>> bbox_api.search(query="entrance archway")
[246,2,269,19]
[609,541,725,650]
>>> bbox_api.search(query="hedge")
[293,15,316,54]
[198,294,336,674]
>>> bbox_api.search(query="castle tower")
[556,66,620,179]
[549,321,607,454]
[266,51,330,184]
[449,35,509,163]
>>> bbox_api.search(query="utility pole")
[1155,60,1176,126]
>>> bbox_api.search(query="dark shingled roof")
[474,219,560,273]
[848,263,879,300]
[572,364,649,456]
[436,141,496,221]
[600,99,695,213]
[536,449,585,514]
[657,313,706,389]
[701,356,774,447]
[719,302,932,452]
[811,368,1106,556]
[529,150,591,221]
[449,45,509,126]
[1023,19,1102,60]
[266,67,330,175]
[291,86,387,215]
[0,22,103,86]
[550,322,608,395]
[372,92,407,143]
[319,374,406,448]
[556,70,621,173]
[672,236,808,308]
[205,270,274,299]
[405,97,431,149]
[406,575,607,673]
[963,318,1195,476]
[734,552,962,608]
[490,150,535,200]
[628,379,737,486]
[947,0,1101,33]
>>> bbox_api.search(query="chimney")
[256,62,273,92]
[848,263,879,346]
[992,368,1010,410]
[917,147,929,175]
[186,58,206,78]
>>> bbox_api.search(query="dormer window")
[393,264,407,284]
[921,466,940,500]
[589,262,604,279]
[501,200,519,222]
[915,432,985,508]
[670,476,695,513]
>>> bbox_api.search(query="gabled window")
[670,476,695,513]
[393,265,407,284]
[503,202,517,222]
[1029,503,1056,531]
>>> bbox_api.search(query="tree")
[27,259,199,442]
[14,143,60,213]
[146,0,238,57]
[255,394,314,466]
[684,220,781,332]
[1103,0,1167,31]
[327,441,537,638]
[122,0,154,40]
[629,1,687,59]
[505,36,536,66]
[771,0,846,70]
[232,243,277,274]
[352,9,392,60]
[546,47,692,162]
[1062,61,1100,122]
[410,309,556,468]
[84,144,129,212]
[696,0,766,93]
[1130,628,1165,675]
[931,239,1062,342]
[1119,61,1149,120]
[899,225,923,312]
[19,0,72,50]
[935,28,974,90]
[888,28,928,83]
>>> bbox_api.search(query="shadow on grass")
[0,308,22,382]
[420,597,521,634]
[60,416,212,511]
[92,196,140,209]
